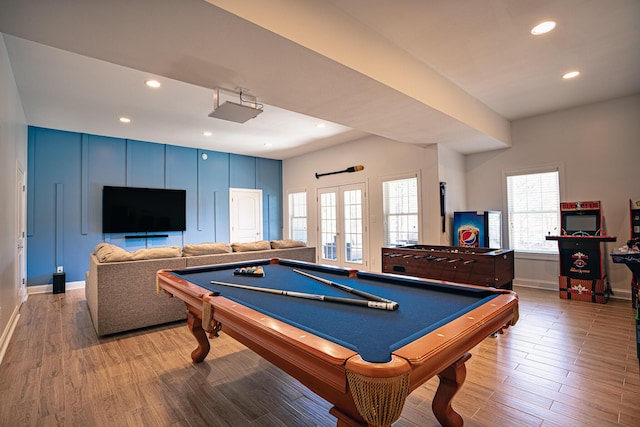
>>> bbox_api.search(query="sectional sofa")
[85,240,316,336]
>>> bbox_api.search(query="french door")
[317,183,367,267]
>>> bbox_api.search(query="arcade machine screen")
[564,214,598,235]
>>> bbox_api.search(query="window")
[288,191,307,243]
[506,169,560,253]
[383,177,419,247]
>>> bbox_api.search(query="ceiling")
[1,0,638,159]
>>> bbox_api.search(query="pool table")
[156,258,518,427]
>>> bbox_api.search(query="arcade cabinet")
[610,198,640,308]
[546,200,616,303]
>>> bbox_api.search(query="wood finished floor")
[0,286,638,427]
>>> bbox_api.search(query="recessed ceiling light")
[562,70,581,79]
[531,21,556,35]
[145,79,161,88]
[203,131,212,137]
[316,123,326,129]
[119,117,131,123]
[264,143,273,147]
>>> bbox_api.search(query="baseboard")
[513,279,557,291]
[0,305,21,365]
[513,278,632,301]
[27,280,85,295]
[609,289,633,301]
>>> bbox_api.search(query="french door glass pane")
[344,189,363,263]
[320,192,337,260]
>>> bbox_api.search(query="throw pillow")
[231,240,271,252]
[270,239,306,249]
[130,246,181,260]
[182,242,232,256]
[94,243,132,262]
[94,242,181,262]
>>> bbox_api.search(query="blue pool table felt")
[170,260,498,363]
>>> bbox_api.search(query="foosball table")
[382,244,515,289]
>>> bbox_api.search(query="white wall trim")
[513,279,632,301]
[514,278,558,291]
[514,252,558,262]
[609,288,633,301]
[0,305,21,365]
[27,280,85,295]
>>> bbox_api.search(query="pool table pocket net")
[346,364,410,426]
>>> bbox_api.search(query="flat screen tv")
[102,186,186,233]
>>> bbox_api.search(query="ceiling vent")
[208,88,263,123]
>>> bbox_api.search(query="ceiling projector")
[208,88,263,123]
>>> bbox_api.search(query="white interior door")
[317,183,367,267]
[17,166,27,302]
[230,188,262,243]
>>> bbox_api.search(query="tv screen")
[102,186,186,233]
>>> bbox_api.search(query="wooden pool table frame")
[156,259,518,427]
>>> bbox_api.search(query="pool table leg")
[186,306,210,363]
[330,407,368,427]
[432,352,471,427]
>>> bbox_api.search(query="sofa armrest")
[86,254,188,336]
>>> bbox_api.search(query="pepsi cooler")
[453,211,502,248]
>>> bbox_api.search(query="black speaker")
[53,272,65,294]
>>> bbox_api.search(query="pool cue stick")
[292,269,395,304]
[210,280,398,311]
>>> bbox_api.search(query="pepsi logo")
[461,229,477,245]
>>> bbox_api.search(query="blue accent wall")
[257,157,283,240]
[126,139,166,187]
[230,154,256,188]
[27,126,283,285]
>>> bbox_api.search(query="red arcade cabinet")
[546,200,616,303]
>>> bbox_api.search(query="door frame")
[16,164,27,303]
[317,182,368,268]
[229,188,263,243]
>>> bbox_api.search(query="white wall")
[283,135,447,272]
[437,144,467,245]
[0,33,28,360]
[466,94,640,298]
